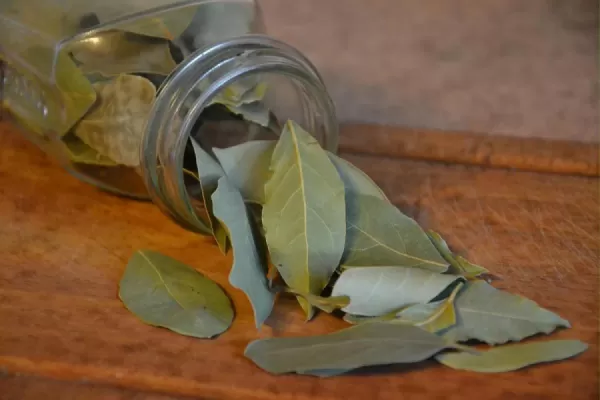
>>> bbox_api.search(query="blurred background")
[260,0,598,142]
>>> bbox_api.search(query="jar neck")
[140,35,338,233]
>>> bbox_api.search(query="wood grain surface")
[0,121,598,399]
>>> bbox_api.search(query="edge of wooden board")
[339,124,599,177]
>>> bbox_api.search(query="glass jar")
[0,0,338,234]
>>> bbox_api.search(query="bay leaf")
[223,101,271,128]
[342,194,448,272]
[213,140,275,204]
[395,282,464,333]
[427,231,489,279]
[211,176,274,328]
[444,280,570,345]
[331,266,463,317]
[190,140,229,253]
[68,30,177,77]
[61,134,117,166]
[328,153,389,201]
[2,48,97,138]
[262,120,346,319]
[74,74,155,166]
[436,340,588,373]
[275,286,350,313]
[114,7,194,40]
[244,322,463,375]
[119,250,233,338]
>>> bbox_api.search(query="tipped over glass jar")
[0,0,338,233]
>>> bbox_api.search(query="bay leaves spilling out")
[427,231,489,279]
[190,140,228,253]
[74,74,155,166]
[244,322,464,375]
[212,176,275,327]
[328,153,388,201]
[61,134,117,166]
[262,120,346,319]
[213,140,275,204]
[331,266,463,317]
[68,30,177,77]
[444,280,570,345]
[436,340,588,373]
[119,250,233,338]
[342,194,448,272]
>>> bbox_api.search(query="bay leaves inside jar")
[61,133,117,166]
[73,74,156,167]
[68,30,177,77]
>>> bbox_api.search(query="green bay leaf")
[244,322,463,375]
[212,176,275,328]
[394,282,464,333]
[74,74,156,166]
[119,250,233,338]
[342,194,448,272]
[114,7,194,39]
[68,31,177,77]
[191,140,229,253]
[331,266,463,317]
[436,340,588,373]
[262,120,346,318]
[444,280,570,345]
[213,140,275,204]
[275,286,350,314]
[328,153,388,201]
[61,134,117,166]
[427,231,490,279]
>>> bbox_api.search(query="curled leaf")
[262,120,346,318]
[119,250,233,338]
[274,286,350,313]
[331,266,463,317]
[68,30,177,76]
[213,140,275,204]
[342,194,448,272]
[74,74,155,166]
[245,322,464,375]
[190,140,229,253]
[61,134,117,166]
[436,340,588,373]
[212,177,274,328]
[427,231,490,279]
[444,280,570,345]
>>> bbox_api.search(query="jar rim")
[140,34,338,233]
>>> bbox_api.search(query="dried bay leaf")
[190,140,229,253]
[69,31,177,77]
[61,134,117,166]
[395,282,464,333]
[331,266,463,317]
[213,140,275,204]
[262,121,346,319]
[212,176,275,328]
[244,322,464,375]
[328,153,388,201]
[427,231,489,279]
[436,340,588,373]
[274,286,350,314]
[74,74,155,166]
[113,7,194,40]
[444,280,570,345]
[342,194,448,272]
[119,250,233,338]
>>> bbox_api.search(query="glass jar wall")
[0,0,339,232]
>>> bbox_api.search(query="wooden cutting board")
[0,121,598,399]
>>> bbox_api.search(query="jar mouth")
[140,35,338,234]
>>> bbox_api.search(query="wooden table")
[0,121,598,399]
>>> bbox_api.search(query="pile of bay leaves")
[119,120,587,376]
